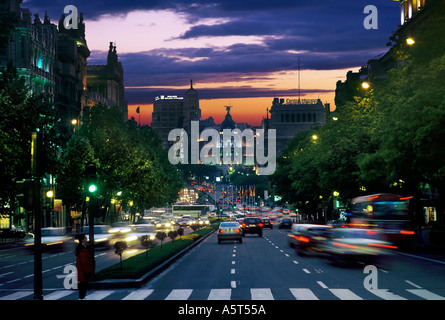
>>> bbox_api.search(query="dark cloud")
[24,0,401,104]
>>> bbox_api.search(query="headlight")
[165,223,171,227]
[125,235,138,242]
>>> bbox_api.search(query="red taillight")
[368,243,398,249]
[242,223,246,228]
[332,242,358,249]
[293,235,310,243]
[259,223,263,228]
[219,229,224,233]
[400,230,415,235]
[236,228,241,233]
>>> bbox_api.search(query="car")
[218,222,242,243]
[124,224,157,247]
[261,218,273,229]
[198,217,210,226]
[287,224,332,256]
[81,225,113,249]
[279,218,293,229]
[321,228,397,265]
[24,227,71,251]
[178,218,191,227]
[241,217,263,237]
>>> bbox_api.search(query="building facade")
[269,98,328,153]
[86,42,128,120]
[151,81,202,148]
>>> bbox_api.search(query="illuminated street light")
[333,191,340,197]
[312,134,318,140]
[46,190,54,198]
[406,37,415,46]
[71,119,78,125]
[361,81,370,89]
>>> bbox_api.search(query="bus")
[350,193,415,243]
[172,205,212,218]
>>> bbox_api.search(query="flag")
[136,106,140,113]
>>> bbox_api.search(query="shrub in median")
[94,227,214,281]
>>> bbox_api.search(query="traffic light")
[16,179,34,211]
[85,162,97,193]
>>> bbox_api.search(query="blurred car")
[287,224,332,256]
[261,218,273,229]
[279,218,293,229]
[218,222,242,244]
[241,217,263,237]
[198,217,210,226]
[81,225,113,249]
[125,224,157,247]
[321,228,397,265]
[153,219,174,230]
[24,227,71,251]
[178,218,191,227]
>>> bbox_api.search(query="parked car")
[279,218,293,229]
[218,222,242,244]
[287,224,332,256]
[241,217,263,237]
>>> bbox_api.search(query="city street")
[2,226,444,301]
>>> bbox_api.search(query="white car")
[218,222,242,244]
[24,227,71,250]
[81,225,113,249]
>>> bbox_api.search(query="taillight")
[259,223,263,228]
[219,229,224,233]
[400,230,415,235]
[242,223,246,227]
[332,242,358,249]
[293,235,310,243]
[236,228,241,233]
[368,243,398,249]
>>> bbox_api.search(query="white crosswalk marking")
[1,286,444,300]
[45,290,76,300]
[0,291,33,300]
[407,289,445,300]
[329,289,363,300]
[85,290,114,300]
[368,289,407,300]
[251,288,274,300]
[122,289,154,300]
[208,289,231,300]
[165,289,193,300]
[289,288,319,300]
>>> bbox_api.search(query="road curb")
[90,228,216,289]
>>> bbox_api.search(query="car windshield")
[133,225,155,232]
[41,228,65,236]
[282,219,291,222]
[220,222,239,228]
[245,218,260,223]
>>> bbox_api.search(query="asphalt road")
[1,226,445,301]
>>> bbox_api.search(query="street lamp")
[312,134,318,141]
[406,37,415,46]
[361,81,370,89]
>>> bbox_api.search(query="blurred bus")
[350,193,415,243]
[172,205,211,218]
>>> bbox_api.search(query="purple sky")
[25,0,400,125]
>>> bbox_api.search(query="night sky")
[25,0,400,125]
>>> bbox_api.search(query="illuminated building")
[151,80,202,148]
[86,42,128,120]
[269,98,328,153]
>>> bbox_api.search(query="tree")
[141,235,155,256]
[168,230,178,245]
[0,62,61,213]
[114,241,127,270]
[156,231,167,249]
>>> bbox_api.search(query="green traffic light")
[88,184,97,193]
